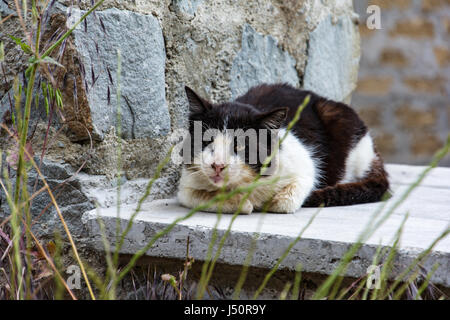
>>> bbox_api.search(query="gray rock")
[171,0,204,16]
[0,158,94,239]
[72,8,169,139]
[0,1,16,17]
[303,15,360,103]
[229,24,300,99]
[0,74,59,128]
[0,154,170,240]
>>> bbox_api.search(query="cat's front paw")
[239,199,254,215]
[268,195,301,214]
[216,198,254,215]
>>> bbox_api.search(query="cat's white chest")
[275,130,320,188]
[250,130,320,212]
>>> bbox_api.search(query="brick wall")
[353,0,450,166]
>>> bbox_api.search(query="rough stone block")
[395,105,438,129]
[0,73,59,128]
[229,24,300,99]
[380,48,409,67]
[171,0,204,15]
[0,158,94,238]
[434,46,450,67]
[303,14,360,103]
[356,76,393,95]
[403,76,444,94]
[0,1,16,16]
[389,18,435,38]
[71,8,170,140]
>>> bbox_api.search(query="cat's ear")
[258,108,288,129]
[185,86,211,114]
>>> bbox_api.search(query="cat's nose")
[211,163,226,174]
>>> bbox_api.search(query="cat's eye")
[202,139,214,151]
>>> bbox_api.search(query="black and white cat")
[178,83,389,214]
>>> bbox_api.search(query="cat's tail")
[302,157,390,207]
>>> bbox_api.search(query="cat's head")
[183,86,287,189]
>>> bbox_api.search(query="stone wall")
[0,0,360,239]
[353,0,450,166]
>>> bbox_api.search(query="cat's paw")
[267,183,303,213]
[239,199,254,215]
[218,198,253,215]
[268,195,300,214]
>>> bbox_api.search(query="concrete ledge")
[82,164,450,288]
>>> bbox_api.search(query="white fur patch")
[341,133,376,183]
[260,129,320,213]
[277,129,321,188]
